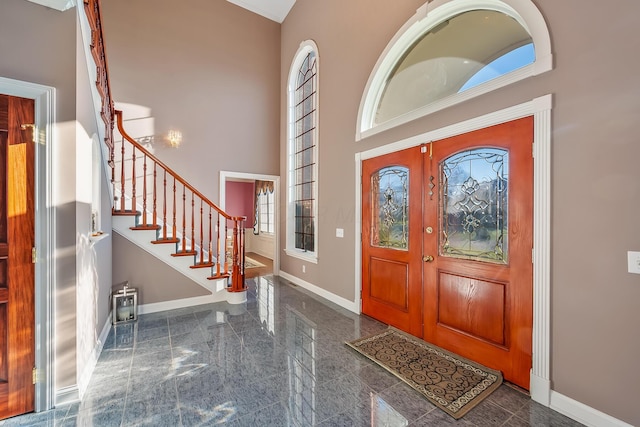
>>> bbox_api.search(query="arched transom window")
[357,0,552,139]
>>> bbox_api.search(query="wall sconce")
[134,129,183,149]
[166,129,182,148]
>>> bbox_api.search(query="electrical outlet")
[302,265,306,273]
[628,251,640,274]
[336,228,344,238]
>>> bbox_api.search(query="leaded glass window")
[440,148,508,263]
[291,48,317,253]
[371,166,409,250]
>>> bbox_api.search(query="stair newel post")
[230,218,246,293]
[131,146,136,214]
[119,133,125,212]
[152,163,157,228]
[141,153,147,226]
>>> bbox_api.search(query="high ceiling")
[226,0,296,23]
[26,0,297,23]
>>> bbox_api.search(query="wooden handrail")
[114,111,243,223]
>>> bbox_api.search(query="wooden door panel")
[0,94,35,420]
[437,271,507,346]
[369,257,408,310]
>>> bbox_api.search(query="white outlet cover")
[627,251,640,274]
[336,228,344,238]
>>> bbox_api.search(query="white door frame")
[219,171,280,274]
[354,94,552,406]
[0,76,56,412]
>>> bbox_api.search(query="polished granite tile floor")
[1,275,585,426]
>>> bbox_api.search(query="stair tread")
[151,237,180,244]
[130,224,162,231]
[207,273,231,280]
[190,262,215,269]
[172,250,197,257]
[113,209,140,216]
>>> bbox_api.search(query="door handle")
[423,255,434,262]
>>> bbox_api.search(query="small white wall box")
[112,282,138,324]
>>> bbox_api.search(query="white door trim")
[0,76,56,412]
[219,171,280,275]
[354,94,552,406]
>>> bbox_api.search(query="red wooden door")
[361,146,424,338]
[361,118,534,389]
[0,94,36,420]
[423,117,533,389]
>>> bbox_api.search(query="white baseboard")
[278,270,359,314]
[55,385,79,407]
[550,391,634,427]
[138,292,228,315]
[77,314,112,399]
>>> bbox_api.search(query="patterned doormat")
[345,328,503,419]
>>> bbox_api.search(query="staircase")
[82,0,247,303]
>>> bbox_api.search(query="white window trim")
[286,40,319,263]
[356,0,553,141]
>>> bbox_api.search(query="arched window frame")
[356,0,552,140]
[286,40,319,262]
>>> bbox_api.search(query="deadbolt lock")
[425,226,433,234]
[423,255,434,262]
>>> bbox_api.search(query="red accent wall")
[225,181,255,226]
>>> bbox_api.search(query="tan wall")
[112,234,209,305]
[101,0,281,200]
[280,0,640,424]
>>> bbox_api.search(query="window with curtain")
[287,41,319,259]
[254,180,275,235]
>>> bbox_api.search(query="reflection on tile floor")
[0,275,585,426]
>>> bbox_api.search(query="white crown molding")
[26,0,76,11]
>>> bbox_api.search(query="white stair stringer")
[112,215,230,303]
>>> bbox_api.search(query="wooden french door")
[362,147,424,338]
[362,117,533,389]
[0,94,36,420]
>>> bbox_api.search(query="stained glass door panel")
[441,148,508,263]
[371,166,409,250]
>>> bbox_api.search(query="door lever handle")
[423,255,434,262]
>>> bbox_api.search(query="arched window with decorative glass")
[286,41,319,260]
[357,0,552,139]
